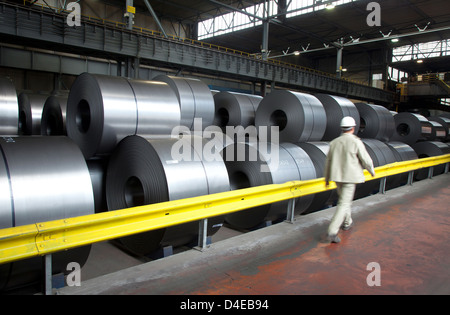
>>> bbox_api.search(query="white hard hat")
[340,116,356,129]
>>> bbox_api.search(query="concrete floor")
[57,173,450,295]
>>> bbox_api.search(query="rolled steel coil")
[106,135,230,256]
[428,116,450,141]
[18,92,48,135]
[411,141,450,180]
[391,112,432,145]
[40,92,69,135]
[154,75,215,130]
[86,157,109,213]
[386,141,418,188]
[254,90,327,143]
[355,103,395,142]
[315,94,360,141]
[222,141,316,229]
[213,91,262,129]
[427,120,446,141]
[355,139,397,199]
[296,142,334,213]
[0,77,19,135]
[0,136,94,292]
[66,73,181,158]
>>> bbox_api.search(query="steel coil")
[213,91,262,129]
[296,142,334,213]
[391,112,432,145]
[66,73,181,158]
[355,139,397,199]
[428,116,450,141]
[355,103,395,142]
[254,90,327,143]
[0,77,19,135]
[41,93,69,135]
[315,94,360,141]
[154,75,215,130]
[427,120,446,141]
[411,141,450,180]
[0,136,94,292]
[86,157,108,213]
[106,135,230,256]
[222,141,316,229]
[18,92,48,135]
[386,141,418,189]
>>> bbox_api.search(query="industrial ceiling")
[108,0,450,73]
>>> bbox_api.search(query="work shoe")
[328,234,341,243]
[342,222,353,231]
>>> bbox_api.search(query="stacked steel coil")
[428,116,450,141]
[0,77,19,135]
[386,142,418,189]
[411,141,450,180]
[391,112,433,145]
[222,141,316,229]
[66,73,181,158]
[18,92,49,135]
[255,90,327,143]
[105,135,230,256]
[155,75,215,130]
[354,139,397,199]
[40,92,69,136]
[315,94,360,141]
[0,136,94,291]
[355,103,395,142]
[296,142,334,213]
[213,91,262,129]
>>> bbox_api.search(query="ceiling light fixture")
[326,3,336,10]
[416,59,424,64]
[391,38,399,43]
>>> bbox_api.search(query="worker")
[324,116,375,243]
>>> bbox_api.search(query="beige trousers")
[328,182,356,236]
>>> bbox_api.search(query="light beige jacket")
[324,133,375,184]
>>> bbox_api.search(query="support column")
[336,39,344,79]
[125,0,135,31]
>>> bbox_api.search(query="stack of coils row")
[390,112,450,179]
[1,72,450,281]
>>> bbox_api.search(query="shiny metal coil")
[386,141,418,189]
[222,141,316,229]
[106,135,230,256]
[255,90,327,143]
[315,94,360,141]
[355,103,395,142]
[412,141,450,180]
[18,92,48,135]
[296,142,334,213]
[41,92,69,135]
[66,73,181,158]
[428,116,450,141]
[213,91,262,129]
[427,121,446,141]
[0,77,19,135]
[391,112,432,145]
[355,139,397,199]
[154,75,215,130]
[0,136,94,291]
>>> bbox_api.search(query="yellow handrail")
[0,154,449,265]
